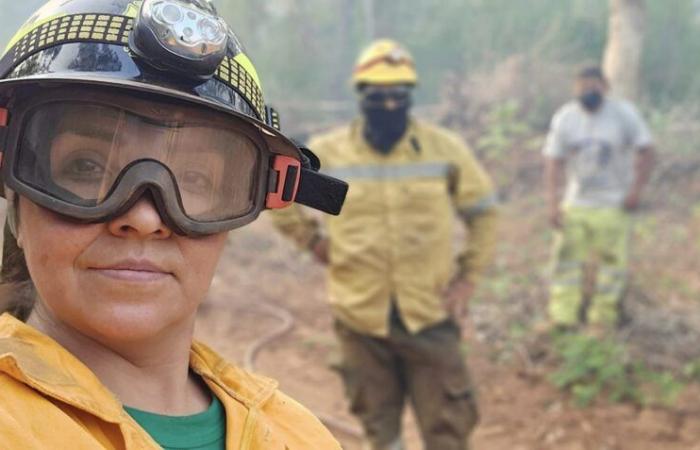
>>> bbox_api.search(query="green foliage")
[693,204,700,217]
[643,0,700,107]
[683,359,700,381]
[550,333,636,406]
[476,101,531,156]
[550,333,684,407]
[635,365,685,407]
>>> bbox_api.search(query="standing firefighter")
[272,39,499,450]
[544,67,655,329]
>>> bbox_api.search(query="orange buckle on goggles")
[266,155,301,209]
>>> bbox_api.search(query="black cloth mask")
[361,104,410,153]
[579,91,604,112]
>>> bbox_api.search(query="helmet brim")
[0,73,299,160]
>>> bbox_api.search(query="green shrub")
[476,100,532,156]
[550,332,684,407]
[684,359,700,381]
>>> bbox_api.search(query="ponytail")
[0,213,36,322]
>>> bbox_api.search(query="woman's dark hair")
[0,218,36,322]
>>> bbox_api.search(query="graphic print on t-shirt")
[570,138,615,192]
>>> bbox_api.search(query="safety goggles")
[359,85,413,110]
[0,85,346,235]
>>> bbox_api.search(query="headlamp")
[386,48,410,65]
[130,0,229,79]
[359,84,413,110]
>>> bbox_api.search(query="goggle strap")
[294,169,348,216]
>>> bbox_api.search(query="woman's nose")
[106,195,173,239]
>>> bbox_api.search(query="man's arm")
[622,102,656,211]
[624,145,656,211]
[268,205,327,263]
[545,156,566,228]
[268,136,330,264]
[542,107,569,228]
[444,135,499,318]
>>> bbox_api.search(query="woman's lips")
[89,260,173,282]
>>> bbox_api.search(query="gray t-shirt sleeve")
[620,101,654,150]
[542,109,568,159]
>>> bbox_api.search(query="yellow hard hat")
[352,39,418,86]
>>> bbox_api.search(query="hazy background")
[4,0,700,136]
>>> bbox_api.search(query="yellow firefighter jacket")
[271,119,498,336]
[0,313,341,450]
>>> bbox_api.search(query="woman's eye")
[180,170,214,195]
[61,158,105,180]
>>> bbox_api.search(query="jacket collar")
[0,313,278,421]
[189,340,278,409]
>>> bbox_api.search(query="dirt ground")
[196,216,700,450]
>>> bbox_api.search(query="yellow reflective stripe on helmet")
[233,53,262,93]
[3,13,66,56]
[215,55,265,119]
[323,162,452,180]
[5,14,132,67]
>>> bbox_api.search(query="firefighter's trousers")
[334,307,478,450]
[549,207,632,327]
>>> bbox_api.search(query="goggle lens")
[16,102,260,222]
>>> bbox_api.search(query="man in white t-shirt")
[543,66,655,328]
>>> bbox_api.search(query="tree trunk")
[603,0,647,100]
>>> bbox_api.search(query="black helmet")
[0,0,346,235]
[1,0,278,134]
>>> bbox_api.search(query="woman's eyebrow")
[58,120,117,141]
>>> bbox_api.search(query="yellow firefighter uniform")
[0,313,341,450]
[271,118,498,337]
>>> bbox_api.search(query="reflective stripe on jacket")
[271,119,498,336]
[0,314,341,450]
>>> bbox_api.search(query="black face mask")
[362,104,410,153]
[579,90,604,112]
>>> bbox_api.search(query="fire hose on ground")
[242,301,365,441]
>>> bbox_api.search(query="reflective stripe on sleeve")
[458,193,499,219]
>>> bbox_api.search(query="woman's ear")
[15,227,23,249]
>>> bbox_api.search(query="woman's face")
[16,195,228,344]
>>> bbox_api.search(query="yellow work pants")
[548,207,632,327]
